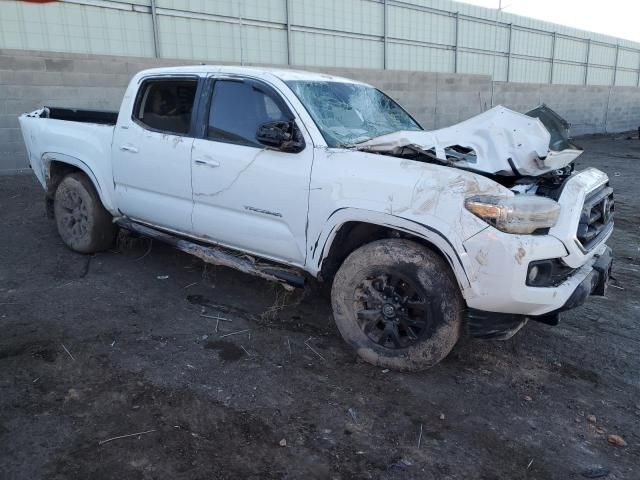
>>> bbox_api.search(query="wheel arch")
[43,154,114,216]
[314,210,471,293]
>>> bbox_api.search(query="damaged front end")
[356,105,585,233]
[355,104,582,180]
[355,105,614,338]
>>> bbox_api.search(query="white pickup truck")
[19,66,613,370]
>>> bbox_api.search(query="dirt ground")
[1,134,639,480]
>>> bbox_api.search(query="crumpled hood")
[356,105,583,177]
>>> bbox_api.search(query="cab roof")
[135,65,368,85]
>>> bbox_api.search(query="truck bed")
[19,107,117,205]
[42,106,118,125]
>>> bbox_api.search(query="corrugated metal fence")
[1,0,639,86]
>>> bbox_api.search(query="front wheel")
[53,172,116,253]
[331,239,463,371]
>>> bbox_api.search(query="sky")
[457,0,640,43]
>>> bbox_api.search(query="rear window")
[134,78,198,135]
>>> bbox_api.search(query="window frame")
[201,76,298,149]
[131,75,202,137]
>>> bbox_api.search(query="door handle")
[120,145,139,153]
[194,158,220,168]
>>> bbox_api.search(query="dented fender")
[305,148,515,294]
[313,207,476,292]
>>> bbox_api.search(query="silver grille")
[577,185,614,251]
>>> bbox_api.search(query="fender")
[309,207,476,295]
[41,152,117,214]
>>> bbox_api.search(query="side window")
[134,78,198,135]
[207,80,290,147]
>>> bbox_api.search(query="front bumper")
[462,226,611,316]
[461,168,613,317]
[457,167,612,338]
[466,246,612,339]
[556,245,612,310]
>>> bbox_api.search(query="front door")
[191,77,313,265]
[112,76,199,233]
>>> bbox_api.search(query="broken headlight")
[526,259,576,287]
[464,195,560,234]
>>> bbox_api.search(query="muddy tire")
[331,239,463,371]
[53,172,116,253]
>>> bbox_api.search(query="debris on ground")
[98,429,157,446]
[64,388,80,401]
[348,408,358,424]
[304,337,326,361]
[61,343,75,361]
[219,329,250,338]
[581,466,610,478]
[606,434,627,447]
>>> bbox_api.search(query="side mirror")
[256,120,305,153]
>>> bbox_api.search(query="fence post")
[383,0,388,70]
[454,12,459,73]
[506,23,512,82]
[549,31,556,84]
[612,44,619,86]
[150,0,160,58]
[584,39,591,85]
[238,2,245,65]
[285,0,292,65]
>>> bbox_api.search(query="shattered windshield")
[286,80,422,147]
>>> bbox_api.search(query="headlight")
[464,195,560,234]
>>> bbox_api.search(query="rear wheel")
[54,172,116,253]
[331,239,463,371]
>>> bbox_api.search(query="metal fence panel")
[555,37,587,64]
[243,25,288,65]
[0,1,155,57]
[0,0,638,87]
[158,16,240,62]
[553,63,585,85]
[458,51,507,80]
[588,66,615,86]
[615,70,638,87]
[510,58,551,84]
[388,42,453,72]
[291,0,384,36]
[618,49,640,69]
[291,31,384,68]
[457,18,508,52]
[511,29,552,58]
[388,5,454,46]
[589,43,617,67]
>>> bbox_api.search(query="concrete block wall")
[1,48,640,174]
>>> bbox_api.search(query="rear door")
[191,76,314,265]
[112,76,200,233]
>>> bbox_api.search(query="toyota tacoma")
[19,66,614,370]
